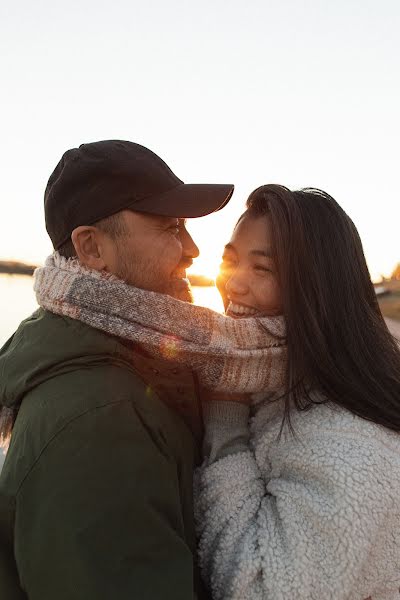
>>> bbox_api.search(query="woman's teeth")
[227,302,259,317]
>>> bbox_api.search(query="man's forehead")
[147,214,186,225]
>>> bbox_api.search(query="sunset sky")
[1,0,399,282]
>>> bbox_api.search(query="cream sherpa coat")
[194,393,400,600]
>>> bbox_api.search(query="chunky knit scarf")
[33,253,286,393]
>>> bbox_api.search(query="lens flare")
[159,336,180,359]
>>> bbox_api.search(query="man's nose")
[180,227,200,259]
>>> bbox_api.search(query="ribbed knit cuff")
[202,401,250,464]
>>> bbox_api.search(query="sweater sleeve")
[202,401,250,462]
[195,402,399,600]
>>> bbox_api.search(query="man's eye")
[169,224,180,235]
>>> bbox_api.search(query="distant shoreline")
[0,261,37,276]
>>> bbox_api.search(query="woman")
[195,185,400,600]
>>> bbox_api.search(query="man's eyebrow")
[223,244,274,258]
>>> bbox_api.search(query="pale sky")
[1,0,399,281]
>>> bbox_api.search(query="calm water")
[0,274,224,347]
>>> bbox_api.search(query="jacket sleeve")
[195,402,398,600]
[15,399,196,600]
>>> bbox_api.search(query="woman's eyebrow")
[250,249,274,259]
[223,243,237,253]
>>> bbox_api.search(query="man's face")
[101,210,199,302]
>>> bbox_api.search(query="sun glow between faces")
[185,236,226,312]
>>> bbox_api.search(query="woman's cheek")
[257,279,283,315]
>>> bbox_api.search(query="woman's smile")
[226,301,261,318]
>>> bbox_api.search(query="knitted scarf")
[33,253,287,393]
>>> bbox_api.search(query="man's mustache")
[177,258,193,270]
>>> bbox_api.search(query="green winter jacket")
[0,309,208,600]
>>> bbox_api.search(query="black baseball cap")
[45,140,234,249]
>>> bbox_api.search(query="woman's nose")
[225,272,249,297]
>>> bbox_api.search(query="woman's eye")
[254,265,271,273]
[169,225,180,235]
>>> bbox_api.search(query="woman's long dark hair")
[245,184,400,431]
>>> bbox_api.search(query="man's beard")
[115,251,194,303]
[166,279,194,303]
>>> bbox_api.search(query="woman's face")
[216,214,283,318]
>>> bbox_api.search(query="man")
[0,140,233,600]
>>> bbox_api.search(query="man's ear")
[71,226,107,271]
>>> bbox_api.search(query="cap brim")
[126,183,234,218]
